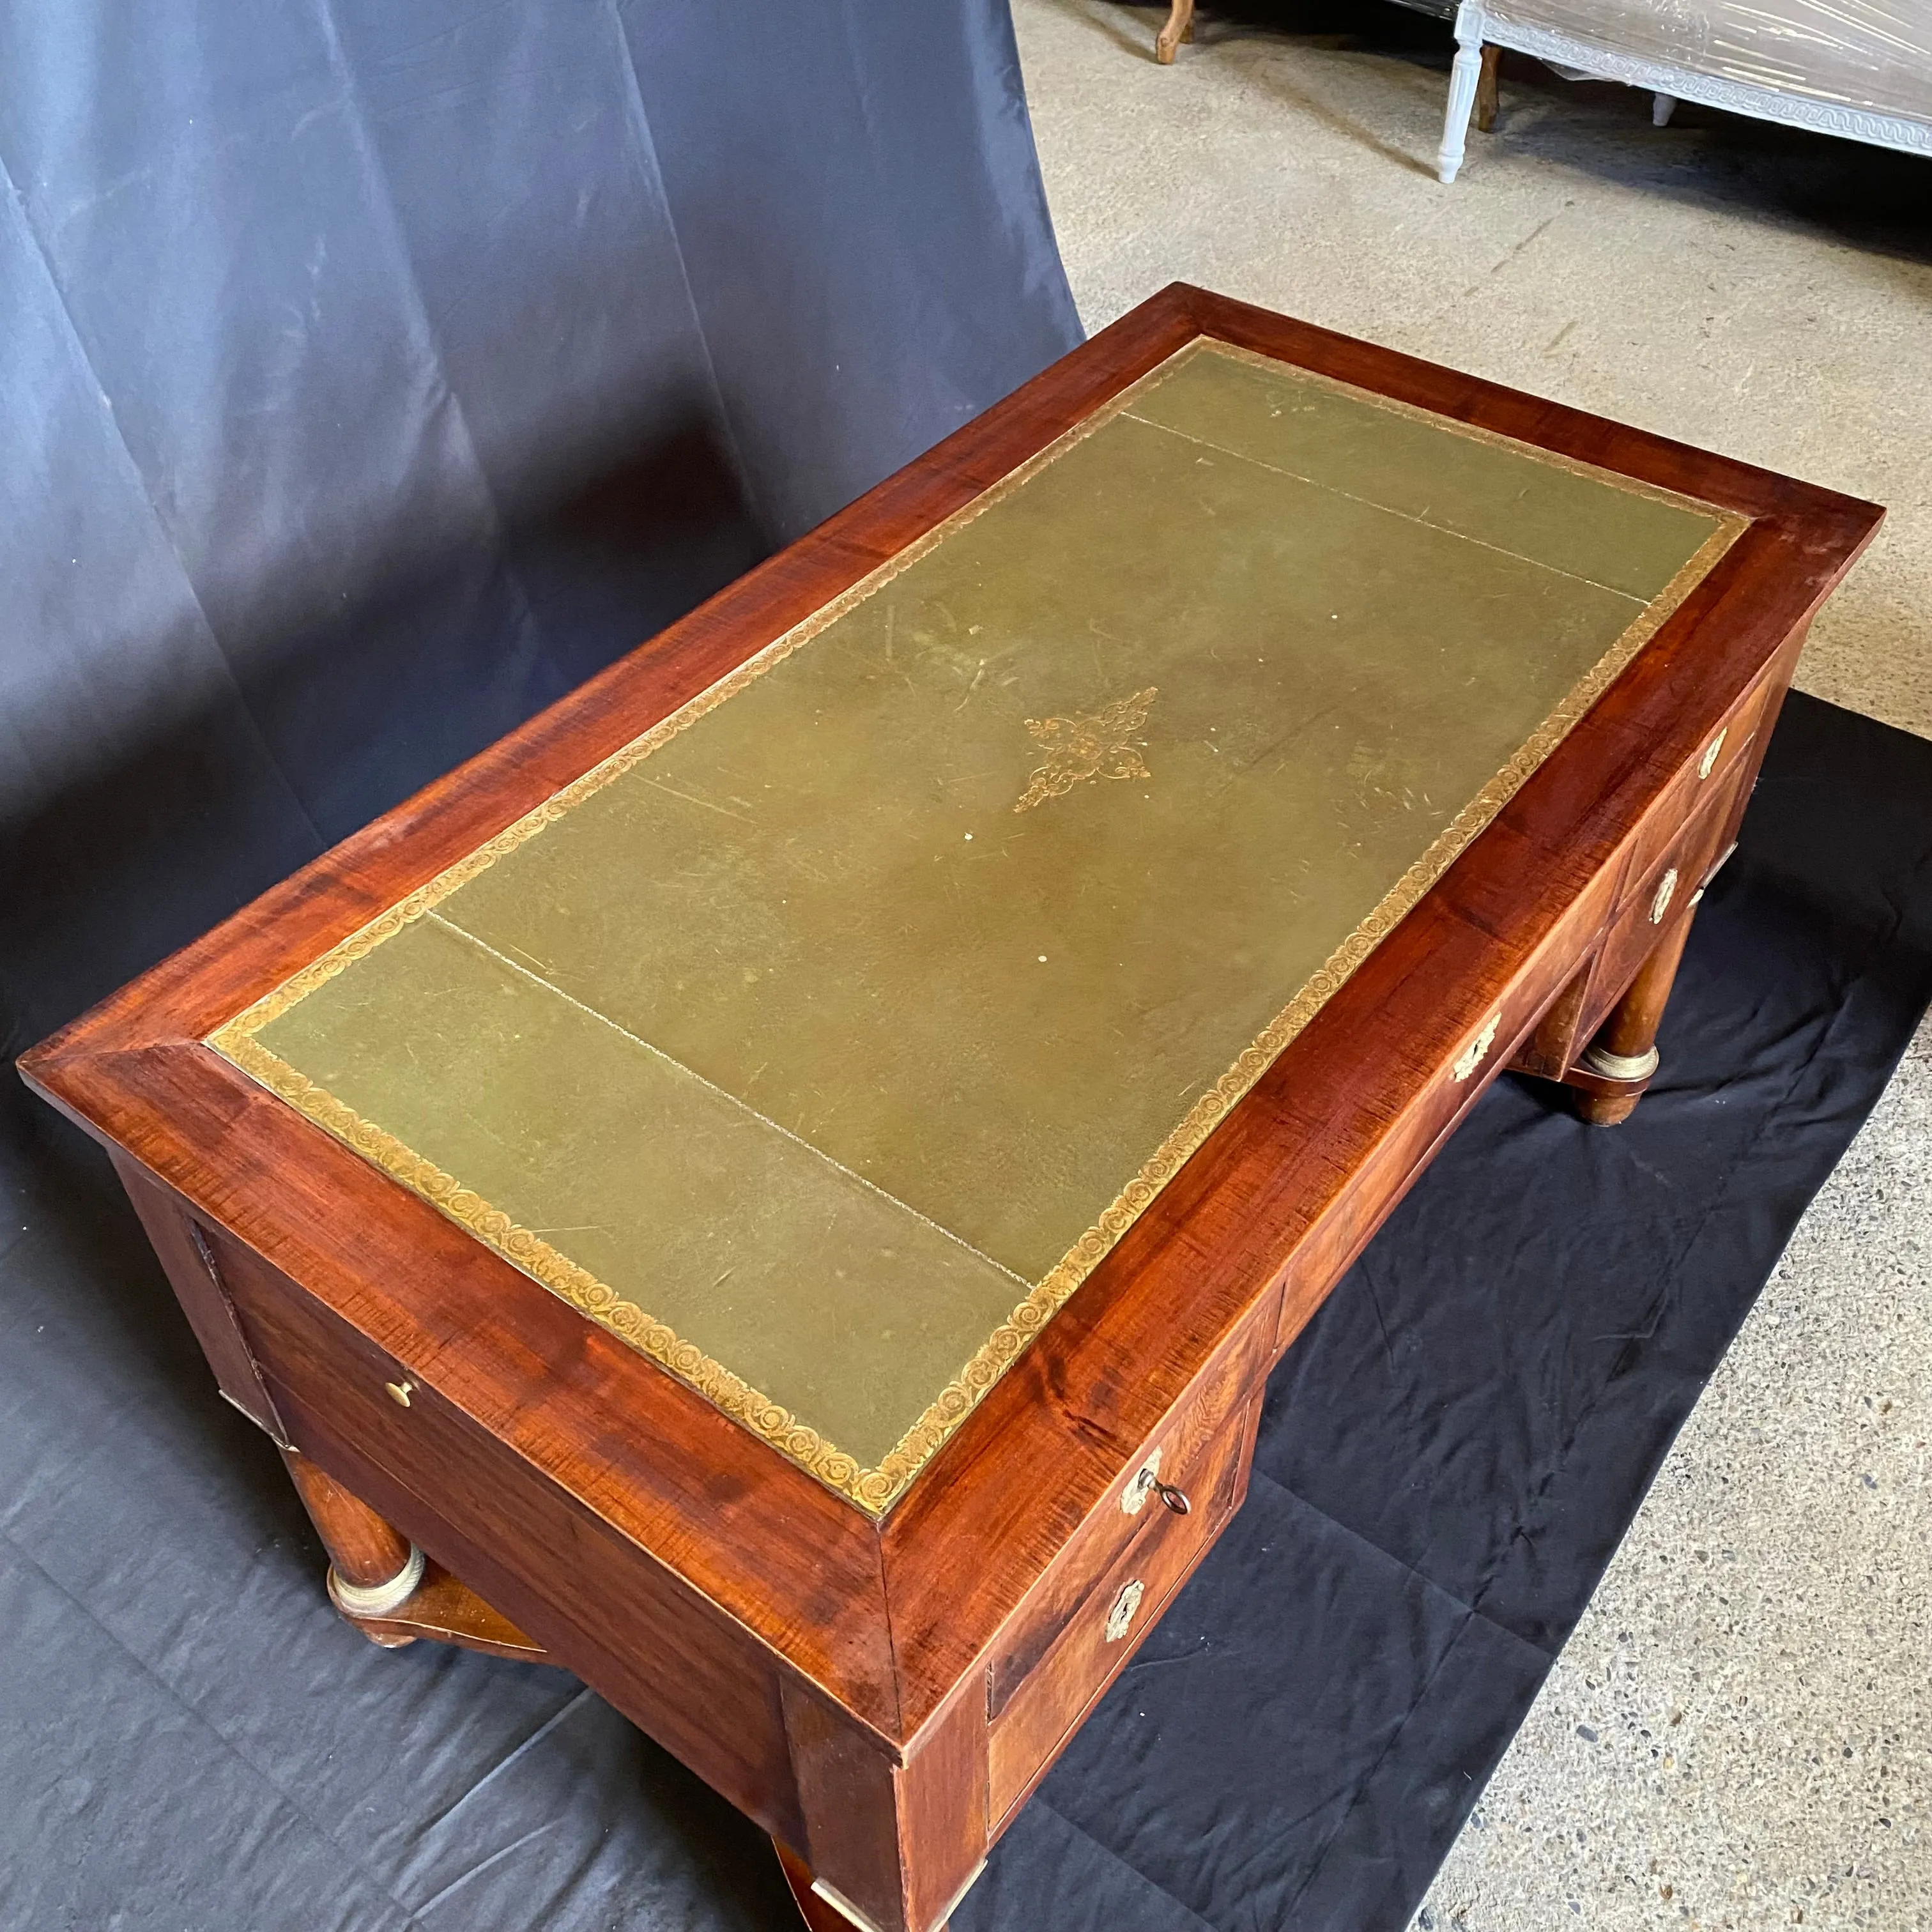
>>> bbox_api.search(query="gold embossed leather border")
[216,1029,887,1503]
[210,339,1749,1517]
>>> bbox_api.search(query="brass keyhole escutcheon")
[1105,1579,1145,1643]
[1650,866,1678,926]
[384,1379,414,1407]
[1452,1010,1501,1083]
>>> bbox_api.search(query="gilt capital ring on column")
[326,1544,426,1618]
[1580,1042,1660,1083]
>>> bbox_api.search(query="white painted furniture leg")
[1653,92,1677,126]
[1434,12,1932,172]
[1439,4,1487,183]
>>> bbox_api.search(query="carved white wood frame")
[1437,0,1932,183]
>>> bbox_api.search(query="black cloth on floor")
[967,690,1932,1931]
[4,691,1929,1931]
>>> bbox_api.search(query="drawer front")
[1427,899,1600,1112]
[1584,759,1746,1036]
[1623,672,1774,892]
[1358,845,1621,1169]
[1280,848,1623,1355]
[987,1397,1255,1828]
[985,1306,1271,1719]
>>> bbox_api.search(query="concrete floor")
[1015,0,1932,743]
[1009,4,1932,1925]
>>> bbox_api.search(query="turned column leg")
[279,1448,425,1645]
[1154,0,1193,64]
[1573,910,1697,1126]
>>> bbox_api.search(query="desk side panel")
[116,1155,810,1846]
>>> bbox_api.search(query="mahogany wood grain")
[1529,622,1805,1108]
[279,1448,413,1590]
[983,1309,1271,1721]
[17,286,1883,1929]
[204,1213,825,1844]
[1621,671,1772,887]
[109,1151,289,1445]
[986,1396,1257,1833]
[1510,961,1593,1084]
[344,1558,552,1662]
[781,1676,986,1932]
[1582,763,1745,1040]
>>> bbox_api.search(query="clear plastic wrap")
[1478,0,1932,127]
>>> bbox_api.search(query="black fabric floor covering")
[4,690,1929,1932]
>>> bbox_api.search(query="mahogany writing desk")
[20,286,1879,1932]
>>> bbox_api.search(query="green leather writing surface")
[215,341,1740,1512]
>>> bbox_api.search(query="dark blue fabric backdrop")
[0,0,1082,1087]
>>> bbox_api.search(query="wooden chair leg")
[1474,43,1501,132]
[279,1448,424,1644]
[1572,911,1698,1126]
[1154,0,1194,65]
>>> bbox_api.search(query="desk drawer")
[1584,758,1745,1037]
[1623,673,1773,894]
[985,1308,1271,1721]
[986,1396,1254,1828]
[1406,847,1621,1130]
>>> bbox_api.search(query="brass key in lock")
[1122,1446,1192,1516]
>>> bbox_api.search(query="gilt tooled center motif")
[1013,687,1159,813]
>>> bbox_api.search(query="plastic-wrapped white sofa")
[1437,0,1932,182]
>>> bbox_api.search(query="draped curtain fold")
[0,0,1081,1086]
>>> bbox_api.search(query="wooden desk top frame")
[21,286,1879,1932]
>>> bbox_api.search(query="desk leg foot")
[279,1449,551,1662]
[1155,0,1193,63]
[774,1843,951,1932]
[1439,14,1484,181]
[1571,909,1697,1126]
[280,1448,423,1639]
